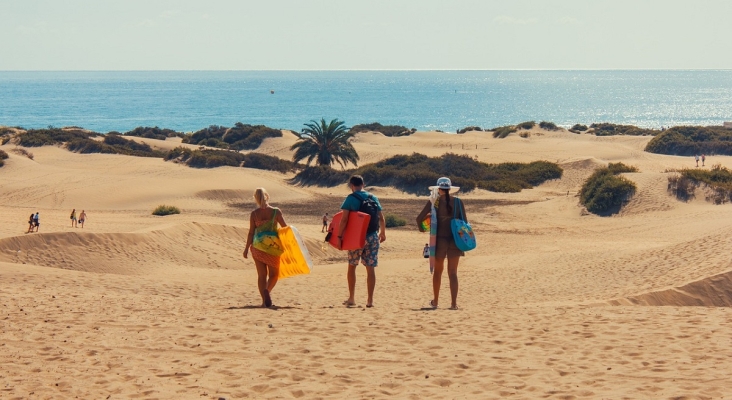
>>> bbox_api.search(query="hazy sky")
[1,0,731,70]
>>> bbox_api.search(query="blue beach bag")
[450,198,476,252]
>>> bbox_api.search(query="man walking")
[335,175,386,308]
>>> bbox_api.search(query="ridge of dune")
[610,266,732,306]
[0,222,339,275]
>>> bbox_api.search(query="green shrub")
[580,164,637,214]
[351,122,416,137]
[66,135,165,158]
[152,205,181,216]
[517,121,536,130]
[519,131,530,138]
[607,162,639,174]
[539,121,559,131]
[182,125,227,146]
[182,123,282,150]
[241,152,295,173]
[590,123,657,137]
[570,124,588,132]
[18,127,98,147]
[125,126,185,140]
[645,126,732,156]
[456,126,483,134]
[291,153,562,194]
[0,149,7,167]
[385,214,406,228]
[491,125,517,138]
[291,165,351,186]
[164,146,295,172]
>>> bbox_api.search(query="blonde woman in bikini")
[243,188,288,308]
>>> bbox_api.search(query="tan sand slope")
[0,222,339,275]
[3,128,732,398]
[611,266,732,306]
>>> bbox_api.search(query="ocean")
[1,70,731,133]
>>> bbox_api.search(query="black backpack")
[349,192,380,234]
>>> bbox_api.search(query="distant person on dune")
[70,209,77,228]
[322,213,329,233]
[79,210,87,228]
[702,154,706,167]
[695,154,700,167]
[33,212,39,232]
[243,187,288,308]
[416,177,467,310]
[26,213,35,233]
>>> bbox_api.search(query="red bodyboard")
[328,211,371,250]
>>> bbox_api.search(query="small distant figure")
[423,243,429,259]
[26,213,35,233]
[702,154,706,167]
[695,154,700,167]
[70,209,77,228]
[79,210,87,228]
[321,213,329,233]
[33,212,39,232]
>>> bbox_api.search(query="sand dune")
[3,129,732,398]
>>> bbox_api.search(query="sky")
[1,0,731,70]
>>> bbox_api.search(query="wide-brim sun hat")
[429,177,460,193]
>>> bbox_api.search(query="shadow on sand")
[227,305,298,311]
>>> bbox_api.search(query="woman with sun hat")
[416,177,467,310]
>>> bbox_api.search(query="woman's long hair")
[253,188,269,208]
[440,188,453,214]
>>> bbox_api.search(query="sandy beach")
[2,128,732,399]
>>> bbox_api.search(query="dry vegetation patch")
[291,153,562,194]
[668,164,732,204]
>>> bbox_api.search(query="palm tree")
[291,118,359,168]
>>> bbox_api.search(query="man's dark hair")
[349,175,364,187]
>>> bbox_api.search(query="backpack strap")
[348,191,369,205]
[453,197,465,221]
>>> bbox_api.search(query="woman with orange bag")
[243,187,288,308]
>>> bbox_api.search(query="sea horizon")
[2,69,731,133]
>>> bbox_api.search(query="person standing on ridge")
[322,213,329,233]
[33,212,40,232]
[335,175,386,308]
[70,209,77,228]
[79,210,87,228]
[26,213,35,233]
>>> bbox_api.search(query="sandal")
[449,305,459,310]
[429,300,438,309]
